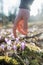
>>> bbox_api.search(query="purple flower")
[21,41,26,50]
[15,37,19,43]
[7,45,11,50]
[13,45,17,50]
[1,44,5,49]
[7,40,12,45]
[5,38,12,45]
[5,38,8,42]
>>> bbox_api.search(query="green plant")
[30,59,39,65]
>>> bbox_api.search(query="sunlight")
[30,0,43,16]
[3,0,43,16]
[3,0,20,16]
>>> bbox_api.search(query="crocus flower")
[21,41,26,50]
[7,40,12,45]
[13,45,17,51]
[7,45,12,50]
[5,38,12,45]
[5,38,8,42]
[1,44,5,50]
[15,37,19,43]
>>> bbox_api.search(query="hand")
[13,9,29,38]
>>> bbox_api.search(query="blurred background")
[0,0,43,25]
